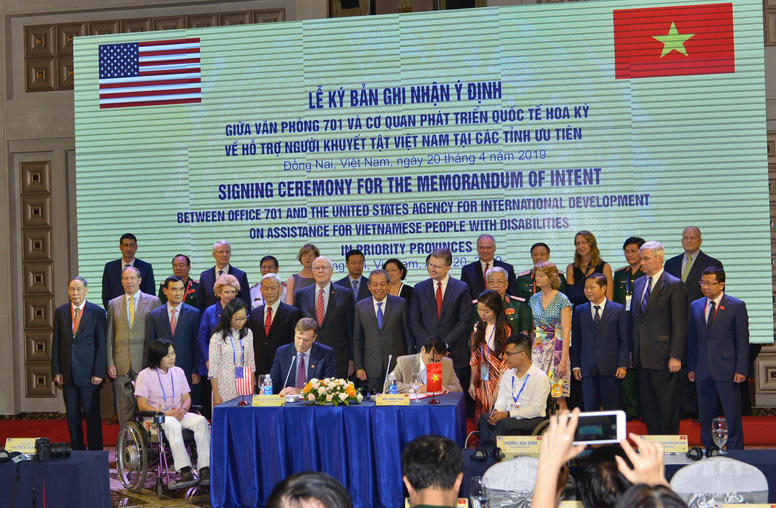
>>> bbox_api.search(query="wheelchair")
[115,406,207,499]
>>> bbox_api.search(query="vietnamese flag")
[426,362,442,393]
[613,3,734,79]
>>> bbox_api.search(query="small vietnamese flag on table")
[613,3,734,79]
[426,362,442,393]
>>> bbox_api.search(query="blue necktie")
[641,277,652,312]
[376,302,383,329]
[352,280,359,299]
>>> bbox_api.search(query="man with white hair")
[248,273,302,374]
[196,240,250,310]
[631,241,688,435]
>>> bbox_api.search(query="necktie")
[435,281,443,318]
[265,306,272,336]
[376,302,383,329]
[72,307,81,335]
[128,295,135,327]
[707,300,716,329]
[218,269,224,278]
[593,305,601,329]
[484,262,490,289]
[641,277,652,312]
[296,353,306,388]
[170,307,177,335]
[352,279,358,295]
[316,289,325,325]
[681,255,693,282]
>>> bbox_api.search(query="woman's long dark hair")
[215,299,249,342]
[471,290,511,354]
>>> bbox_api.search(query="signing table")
[211,393,466,508]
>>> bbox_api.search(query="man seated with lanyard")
[478,333,551,451]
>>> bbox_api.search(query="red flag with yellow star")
[613,3,734,79]
[426,361,442,393]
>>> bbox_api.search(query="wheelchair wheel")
[531,419,550,436]
[116,422,148,492]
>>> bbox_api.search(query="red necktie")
[265,307,272,336]
[169,307,177,335]
[435,281,443,318]
[72,306,81,335]
[484,262,490,289]
[316,289,325,325]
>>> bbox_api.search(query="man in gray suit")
[631,241,688,435]
[353,270,410,392]
[106,266,162,424]
[385,338,463,394]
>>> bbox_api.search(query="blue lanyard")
[228,333,244,366]
[625,273,631,295]
[156,369,175,405]
[481,325,496,357]
[511,373,530,404]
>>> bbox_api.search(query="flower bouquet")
[302,377,363,406]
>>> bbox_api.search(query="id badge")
[480,364,490,381]
[625,294,632,312]
[235,367,244,379]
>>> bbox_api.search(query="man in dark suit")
[146,276,201,384]
[270,317,336,394]
[196,240,250,310]
[295,256,355,378]
[52,276,107,450]
[571,273,628,411]
[409,248,473,402]
[353,269,410,392]
[335,248,371,302]
[158,254,199,308]
[248,273,303,375]
[460,234,518,299]
[101,233,155,309]
[688,267,749,449]
[631,241,688,434]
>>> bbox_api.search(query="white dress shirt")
[493,364,551,419]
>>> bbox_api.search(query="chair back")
[482,456,538,507]
[669,456,768,507]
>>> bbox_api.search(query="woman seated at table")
[134,339,210,485]
[285,243,319,306]
[382,258,413,304]
[469,290,512,424]
[209,300,255,406]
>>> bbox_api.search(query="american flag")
[235,366,254,396]
[98,37,201,109]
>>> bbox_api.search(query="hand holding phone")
[572,410,627,445]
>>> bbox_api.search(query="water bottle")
[388,373,398,394]
[263,375,273,395]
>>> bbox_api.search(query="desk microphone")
[282,354,297,389]
[382,354,393,393]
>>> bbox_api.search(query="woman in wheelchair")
[134,338,211,485]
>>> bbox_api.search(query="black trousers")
[191,377,212,420]
[637,365,679,434]
[63,381,102,450]
[479,412,546,450]
[455,366,473,417]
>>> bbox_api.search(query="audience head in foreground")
[266,471,353,508]
[402,435,464,508]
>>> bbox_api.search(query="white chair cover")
[482,456,538,508]
[669,456,768,507]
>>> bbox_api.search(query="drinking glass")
[410,374,422,401]
[470,475,488,508]
[712,417,728,454]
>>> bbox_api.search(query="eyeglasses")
[699,281,720,287]
[232,316,248,322]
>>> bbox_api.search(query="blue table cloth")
[211,393,466,508]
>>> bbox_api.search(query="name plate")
[252,395,284,406]
[405,499,468,507]
[5,438,38,454]
[497,435,541,456]
[641,435,688,453]
[376,394,410,406]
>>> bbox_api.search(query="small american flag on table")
[98,37,201,109]
[235,366,254,396]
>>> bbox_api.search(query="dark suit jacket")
[335,275,371,302]
[196,265,251,310]
[408,277,473,368]
[688,294,749,382]
[353,295,410,376]
[101,258,155,309]
[664,250,724,303]
[295,283,355,378]
[52,301,107,386]
[631,271,688,371]
[571,301,629,377]
[145,303,201,383]
[248,302,303,374]
[270,342,336,392]
[460,259,518,299]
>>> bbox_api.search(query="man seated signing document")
[384,337,463,394]
[479,333,551,451]
[270,317,336,395]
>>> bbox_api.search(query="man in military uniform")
[516,242,567,300]
[612,236,645,420]
[473,267,532,334]
[158,254,199,308]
